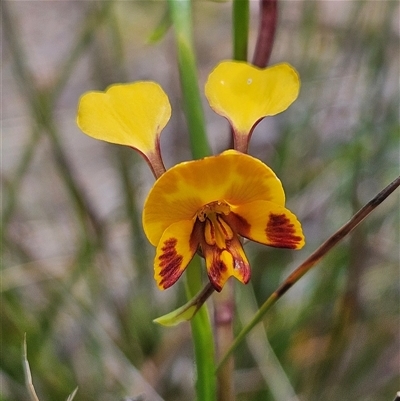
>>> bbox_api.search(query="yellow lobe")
[227,200,305,249]
[77,81,171,155]
[202,233,250,291]
[154,219,198,290]
[142,150,285,246]
[205,61,300,136]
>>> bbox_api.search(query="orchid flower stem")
[209,3,251,398]
[168,0,211,160]
[252,0,278,68]
[168,1,215,399]
[233,0,249,61]
[218,175,400,371]
[214,280,235,401]
[185,256,217,401]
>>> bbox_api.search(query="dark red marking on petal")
[224,212,251,238]
[207,252,227,292]
[158,237,184,288]
[191,219,204,243]
[205,218,216,245]
[201,243,228,292]
[265,213,303,249]
[216,215,231,238]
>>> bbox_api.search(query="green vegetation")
[2,1,399,400]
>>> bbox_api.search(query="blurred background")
[2,1,399,400]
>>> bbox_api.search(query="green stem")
[233,0,249,61]
[168,1,215,399]
[168,0,211,159]
[185,256,217,401]
[210,4,251,399]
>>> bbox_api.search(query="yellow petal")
[227,200,305,249]
[143,150,285,246]
[205,61,300,150]
[154,219,198,290]
[202,234,250,292]
[77,81,171,155]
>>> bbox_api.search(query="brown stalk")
[218,175,400,370]
[252,0,278,68]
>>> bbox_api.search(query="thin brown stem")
[277,175,400,296]
[218,175,400,370]
[252,0,278,68]
[214,280,235,401]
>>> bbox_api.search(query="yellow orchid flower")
[205,61,300,153]
[77,81,170,178]
[143,150,304,291]
[76,61,304,292]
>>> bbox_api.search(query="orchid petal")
[202,233,250,292]
[154,219,198,289]
[143,150,285,246]
[205,61,300,152]
[77,81,170,177]
[227,200,305,249]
